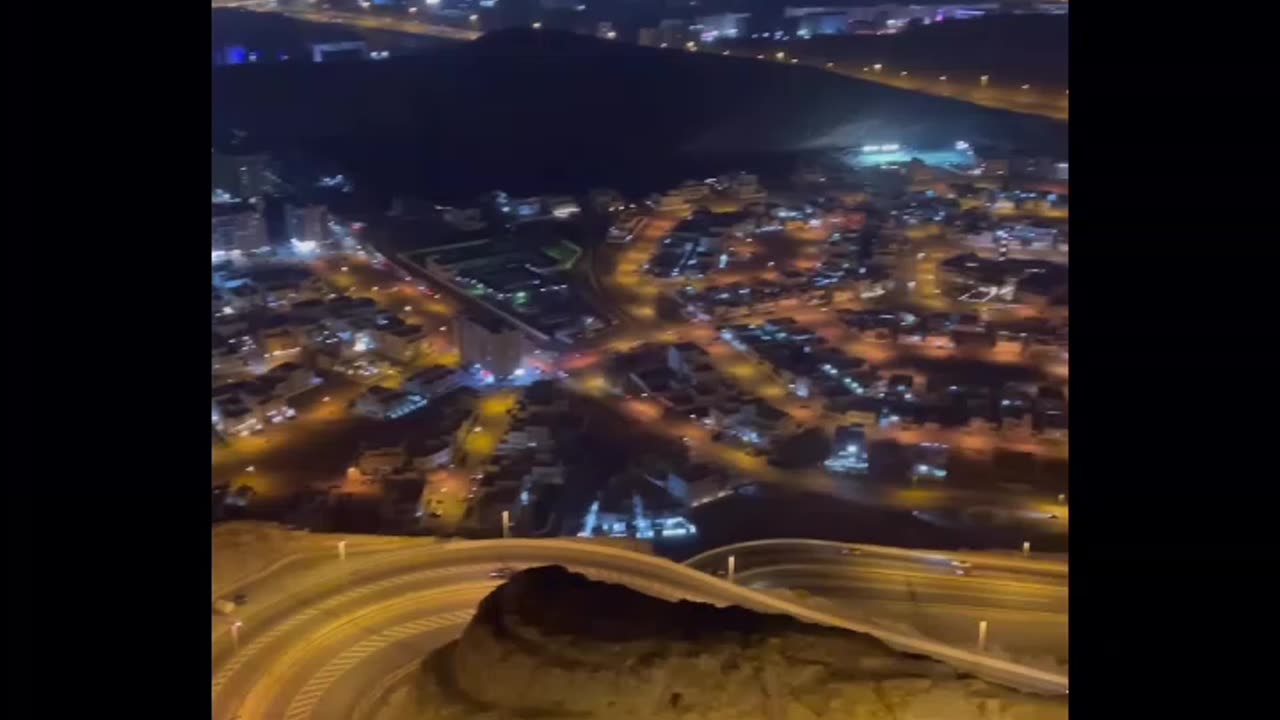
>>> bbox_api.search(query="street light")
[872,63,882,72]
[775,51,786,61]
[899,71,908,77]
[980,74,989,87]
[1020,84,1030,90]
[938,75,947,81]
[532,21,542,29]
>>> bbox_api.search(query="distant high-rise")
[212,204,268,254]
[287,205,329,246]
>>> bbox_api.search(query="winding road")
[212,537,1068,720]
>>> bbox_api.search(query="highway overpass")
[213,537,1068,720]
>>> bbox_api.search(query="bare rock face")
[396,566,1067,720]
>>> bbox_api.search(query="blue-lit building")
[577,472,698,541]
[824,424,870,474]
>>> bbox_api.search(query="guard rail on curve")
[684,538,1069,577]
[440,539,1068,695]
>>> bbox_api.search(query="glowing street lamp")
[1020,84,1030,90]
[980,74,990,86]
[775,51,786,61]
[531,21,542,29]
[872,63,882,72]
[938,75,947,81]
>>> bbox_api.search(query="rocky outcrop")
[395,566,1068,720]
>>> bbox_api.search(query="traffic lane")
[214,544,719,677]
[245,586,490,720]
[214,544,497,662]
[214,567,495,719]
[686,544,1068,583]
[734,565,1066,615]
[304,617,472,720]
[770,588,1068,662]
[215,540,1066,695]
[274,563,729,720]
[217,558,726,720]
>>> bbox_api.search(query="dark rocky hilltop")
[380,565,1069,719]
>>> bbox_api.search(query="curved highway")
[684,539,1067,662]
[212,538,1068,720]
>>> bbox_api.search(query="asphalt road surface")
[212,538,1068,720]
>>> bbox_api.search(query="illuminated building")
[212,204,268,254]
[457,312,526,379]
[286,204,329,247]
[693,13,750,41]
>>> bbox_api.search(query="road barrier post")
[727,554,736,583]
[502,511,511,539]
[977,620,989,651]
[338,540,347,561]
[231,620,243,652]
[1057,494,1066,503]
[1022,541,1030,556]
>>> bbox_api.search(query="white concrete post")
[231,621,243,652]
[1057,493,1066,503]
[1022,541,1031,556]
[727,554,736,583]
[338,540,347,561]
[501,511,511,539]
[977,620,989,652]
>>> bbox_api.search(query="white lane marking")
[213,566,469,693]
[283,609,475,720]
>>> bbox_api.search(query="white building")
[286,204,328,247]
